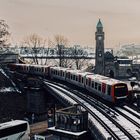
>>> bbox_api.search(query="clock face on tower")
[98,52,102,57]
[98,36,102,40]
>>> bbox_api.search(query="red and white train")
[8,63,128,104]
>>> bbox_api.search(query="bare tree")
[72,46,88,70]
[50,34,70,67]
[0,20,10,48]
[22,33,47,64]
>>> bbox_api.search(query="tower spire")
[96,19,103,28]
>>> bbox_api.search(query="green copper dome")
[96,19,103,28]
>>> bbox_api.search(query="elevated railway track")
[43,79,140,140]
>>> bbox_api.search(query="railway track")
[114,107,140,129]
[70,88,140,140]
[44,80,140,140]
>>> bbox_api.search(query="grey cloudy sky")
[0,0,140,47]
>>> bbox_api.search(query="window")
[76,76,78,81]
[60,71,62,76]
[92,81,94,88]
[0,123,27,138]
[98,84,101,91]
[71,74,72,79]
[78,76,81,82]
[73,75,75,80]
[86,79,88,85]
[95,82,98,90]
[88,79,91,86]
[107,86,111,95]
[82,77,84,83]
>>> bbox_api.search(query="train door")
[102,83,106,94]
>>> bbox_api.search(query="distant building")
[0,51,18,64]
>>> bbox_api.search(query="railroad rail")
[44,80,140,140]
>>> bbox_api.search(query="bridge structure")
[18,47,95,60]
[8,66,140,140]
[19,54,95,60]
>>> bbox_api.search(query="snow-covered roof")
[0,120,27,130]
[86,74,125,85]
[51,67,71,71]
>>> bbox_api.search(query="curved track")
[44,80,140,140]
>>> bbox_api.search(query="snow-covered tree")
[0,20,10,47]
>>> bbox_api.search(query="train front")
[112,83,128,105]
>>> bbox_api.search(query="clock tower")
[95,19,105,75]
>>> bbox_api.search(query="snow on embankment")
[0,67,20,93]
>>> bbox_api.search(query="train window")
[92,81,94,88]
[82,77,84,83]
[73,75,76,80]
[88,78,91,86]
[98,84,101,91]
[0,123,27,138]
[86,79,88,85]
[95,82,98,89]
[60,71,62,76]
[78,76,81,82]
[114,84,128,97]
[68,73,70,79]
[71,74,72,79]
[66,73,68,78]
[107,86,111,95]
[75,76,78,81]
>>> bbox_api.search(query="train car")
[50,67,69,81]
[65,69,81,85]
[8,63,30,73]
[65,70,93,88]
[85,74,128,103]
[8,64,128,104]
[0,120,30,140]
[8,63,51,77]
[28,64,48,76]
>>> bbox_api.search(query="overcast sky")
[1,0,140,48]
